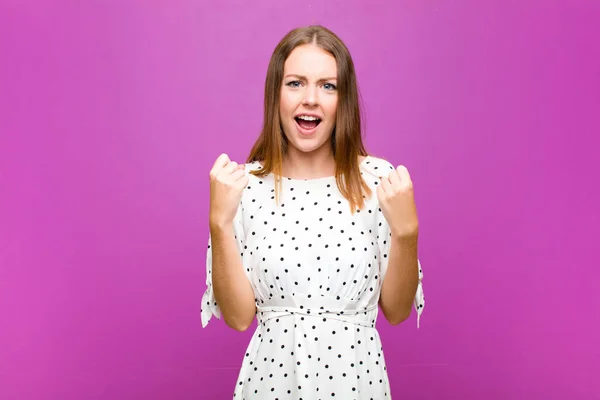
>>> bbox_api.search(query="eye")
[286,80,301,88]
[323,83,337,91]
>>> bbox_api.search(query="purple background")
[1,1,599,399]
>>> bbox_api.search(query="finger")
[210,153,230,177]
[222,161,239,174]
[239,174,250,189]
[378,176,390,193]
[212,153,230,170]
[376,184,385,200]
[231,167,246,181]
[396,165,411,181]
[387,169,401,187]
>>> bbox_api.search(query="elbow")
[387,307,412,326]
[214,292,257,332]
[224,313,255,332]
[225,319,252,332]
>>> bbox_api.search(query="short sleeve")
[200,203,246,328]
[377,202,425,329]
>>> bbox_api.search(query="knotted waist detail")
[256,293,378,328]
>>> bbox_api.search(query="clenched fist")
[209,153,249,228]
[377,165,419,239]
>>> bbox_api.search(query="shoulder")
[360,155,396,179]
[243,160,267,183]
[241,160,270,201]
[244,160,264,174]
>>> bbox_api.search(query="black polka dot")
[201,157,424,398]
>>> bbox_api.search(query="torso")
[231,155,398,399]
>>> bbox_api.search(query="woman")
[201,25,425,399]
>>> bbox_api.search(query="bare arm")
[379,234,419,325]
[209,220,256,331]
[376,163,421,326]
[206,153,256,332]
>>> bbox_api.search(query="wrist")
[209,217,234,234]
[391,230,418,248]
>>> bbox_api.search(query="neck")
[282,147,336,180]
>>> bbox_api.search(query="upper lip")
[294,113,322,120]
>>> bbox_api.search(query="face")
[279,44,338,157]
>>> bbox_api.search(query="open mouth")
[294,115,322,131]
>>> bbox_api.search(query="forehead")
[283,44,337,78]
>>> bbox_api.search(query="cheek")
[326,96,337,114]
[279,92,297,118]
[325,100,337,124]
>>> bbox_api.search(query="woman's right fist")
[209,153,249,228]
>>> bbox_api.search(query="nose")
[302,84,319,106]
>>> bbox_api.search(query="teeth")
[297,116,319,121]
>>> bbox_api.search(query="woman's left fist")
[376,165,419,239]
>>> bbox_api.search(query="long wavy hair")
[247,25,372,211]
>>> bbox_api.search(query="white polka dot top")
[201,155,425,399]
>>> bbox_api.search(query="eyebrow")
[284,74,337,82]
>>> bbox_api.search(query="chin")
[289,137,331,154]
[284,125,332,154]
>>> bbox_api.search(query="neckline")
[253,155,371,182]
